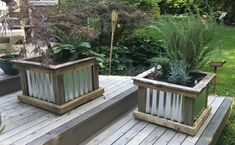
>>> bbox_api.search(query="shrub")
[150,57,170,78]
[158,0,190,15]
[168,60,191,85]
[91,46,133,75]
[120,35,165,66]
[25,0,154,66]
[157,14,218,71]
[90,1,154,46]
[127,0,160,15]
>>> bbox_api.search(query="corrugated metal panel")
[26,65,94,104]
[26,71,55,103]
[145,88,186,123]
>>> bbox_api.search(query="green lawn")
[207,26,235,145]
[138,25,235,145]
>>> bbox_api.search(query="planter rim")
[11,57,96,68]
[11,57,97,75]
[133,68,215,95]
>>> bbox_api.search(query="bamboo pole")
[109,11,118,75]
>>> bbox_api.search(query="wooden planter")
[133,68,215,136]
[12,57,104,115]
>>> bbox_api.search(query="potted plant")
[0,113,4,133]
[11,2,104,115]
[0,5,20,75]
[133,14,218,136]
[0,42,19,75]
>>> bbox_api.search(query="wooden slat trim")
[19,70,29,96]
[137,87,146,112]
[133,78,199,95]
[134,81,197,98]
[52,75,65,105]
[133,105,212,136]
[184,97,195,126]
[92,63,99,90]
[195,97,233,145]
[133,68,215,98]
[17,88,104,115]
[135,68,154,78]
[193,73,215,92]
[11,57,97,75]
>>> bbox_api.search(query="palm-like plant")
[158,14,217,71]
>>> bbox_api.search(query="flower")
[156,65,162,70]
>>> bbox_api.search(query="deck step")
[82,96,233,145]
[0,76,138,145]
[0,70,21,96]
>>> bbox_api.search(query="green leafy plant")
[168,60,191,85]
[0,44,14,58]
[150,57,170,78]
[90,0,154,46]
[157,13,218,71]
[92,45,133,75]
[53,42,91,63]
[158,0,190,15]
[25,0,153,66]
[127,0,160,15]
[148,13,219,85]
[120,35,165,66]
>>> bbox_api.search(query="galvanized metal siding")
[145,87,208,124]
[26,65,93,103]
[26,71,55,103]
[145,88,185,123]
[63,66,93,102]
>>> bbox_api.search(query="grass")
[138,25,235,145]
[207,26,235,145]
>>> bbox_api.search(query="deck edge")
[27,85,138,145]
[195,97,233,145]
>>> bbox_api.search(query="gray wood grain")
[195,97,233,145]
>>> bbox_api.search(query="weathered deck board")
[83,96,233,145]
[0,75,136,145]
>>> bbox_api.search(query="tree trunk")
[224,1,235,25]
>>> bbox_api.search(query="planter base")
[18,88,104,115]
[133,105,212,136]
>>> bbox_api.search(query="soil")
[145,72,206,87]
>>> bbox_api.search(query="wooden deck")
[0,75,138,145]
[83,96,233,145]
[0,74,232,145]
